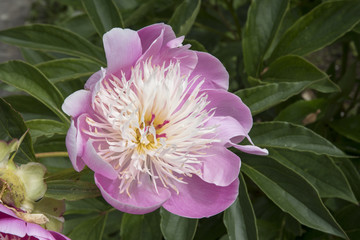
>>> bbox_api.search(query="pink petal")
[62,90,91,118]
[82,140,118,180]
[138,23,176,52]
[0,218,26,237]
[137,28,164,63]
[49,231,71,240]
[190,52,229,91]
[205,89,253,134]
[167,36,185,48]
[95,173,171,214]
[27,222,56,240]
[84,68,104,91]
[0,204,18,218]
[163,176,239,218]
[230,143,269,155]
[200,145,241,186]
[103,28,142,74]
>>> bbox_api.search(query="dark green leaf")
[45,180,101,201]
[250,122,346,157]
[168,0,201,36]
[270,1,360,61]
[0,98,36,163]
[269,148,356,203]
[120,211,162,240]
[235,81,315,115]
[242,0,288,76]
[36,58,99,83]
[69,214,108,240]
[335,204,360,239]
[241,154,347,238]
[160,208,198,240]
[82,0,124,36]
[329,115,360,143]
[333,158,360,202]
[26,119,67,141]
[223,173,258,240]
[0,24,105,65]
[262,55,340,93]
[20,48,54,65]
[60,14,97,39]
[0,61,69,124]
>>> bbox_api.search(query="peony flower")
[0,204,69,240]
[62,23,268,218]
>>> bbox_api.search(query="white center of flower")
[85,60,218,195]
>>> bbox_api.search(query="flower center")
[85,60,218,195]
[0,233,25,240]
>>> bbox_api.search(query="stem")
[35,152,69,158]
[223,0,242,39]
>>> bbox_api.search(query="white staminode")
[85,60,218,195]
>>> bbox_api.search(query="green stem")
[35,152,69,158]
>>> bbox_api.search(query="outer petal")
[200,145,241,186]
[138,23,176,51]
[82,141,118,180]
[230,143,268,155]
[190,51,229,90]
[62,90,91,118]
[0,218,26,237]
[49,231,71,240]
[95,173,171,214]
[163,176,239,218]
[103,28,142,74]
[27,222,56,240]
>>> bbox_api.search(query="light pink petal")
[167,36,184,48]
[62,90,91,118]
[82,140,118,180]
[27,222,56,240]
[190,52,229,90]
[103,28,142,74]
[205,89,253,134]
[163,176,239,218]
[84,68,104,91]
[95,173,171,214]
[0,204,19,218]
[49,231,71,240]
[65,119,85,172]
[200,145,241,186]
[137,28,164,63]
[230,142,269,155]
[138,23,176,51]
[0,218,26,237]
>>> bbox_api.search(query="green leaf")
[0,61,69,124]
[0,98,36,163]
[82,0,124,36]
[36,58,99,83]
[223,173,258,240]
[241,154,347,238]
[120,211,162,240]
[235,81,315,115]
[69,214,108,240]
[275,99,326,125]
[335,204,360,239]
[160,208,198,240]
[45,180,101,201]
[242,0,288,76]
[168,0,201,36]
[333,158,360,202]
[0,24,105,65]
[269,148,357,203]
[329,115,360,143]
[250,121,346,157]
[26,119,67,141]
[262,55,340,93]
[20,48,54,65]
[270,1,360,61]
[60,14,96,39]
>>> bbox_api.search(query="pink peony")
[62,23,267,218]
[0,204,69,240]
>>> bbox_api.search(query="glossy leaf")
[270,1,360,61]
[82,0,124,36]
[36,58,99,83]
[329,115,360,143]
[241,154,347,238]
[0,24,105,65]
[160,208,198,240]
[45,180,101,201]
[0,61,69,124]
[242,0,288,76]
[26,119,68,141]
[120,211,162,240]
[262,55,340,93]
[235,81,314,115]
[168,0,201,36]
[223,173,258,240]
[333,158,360,202]
[68,214,108,240]
[250,121,346,157]
[0,98,36,163]
[269,148,356,203]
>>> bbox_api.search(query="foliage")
[0,0,359,239]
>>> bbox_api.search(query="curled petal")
[95,173,171,214]
[230,142,269,156]
[163,176,239,218]
[138,23,176,51]
[26,223,57,240]
[62,90,91,118]
[0,218,26,237]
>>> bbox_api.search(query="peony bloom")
[0,204,69,240]
[62,23,268,218]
